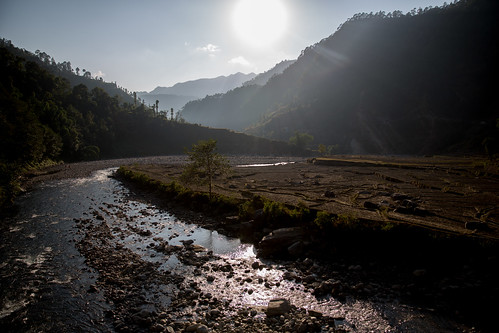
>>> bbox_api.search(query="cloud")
[196,43,221,54]
[228,56,251,67]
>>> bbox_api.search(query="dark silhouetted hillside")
[0,39,135,103]
[181,0,499,155]
[0,44,304,212]
[242,60,295,87]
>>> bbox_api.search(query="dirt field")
[125,155,499,241]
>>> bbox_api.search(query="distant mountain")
[149,72,256,97]
[138,72,256,114]
[243,60,295,86]
[181,0,499,155]
[138,93,198,116]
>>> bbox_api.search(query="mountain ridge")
[148,72,256,97]
[180,0,499,155]
[242,60,295,87]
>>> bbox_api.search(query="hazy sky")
[0,0,447,92]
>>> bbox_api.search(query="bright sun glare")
[232,0,287,48]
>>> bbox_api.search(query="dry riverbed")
[124,155,499,241]
[5,155,499,332]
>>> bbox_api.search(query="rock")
[87,284,98,293]
[465,221,489,231]
[209,309,221,317]
[348,264,362,271]
[150,324,165,332]
[392,193,410,201]
[308,309,323,318]
[324,190,335,198]
[303,274,316,284]
[266,298,292,316]
[413,269,427,277]
[282,271,294,281]
[287,241,304,257]
[301,258,314,269]
[206,275,215,282]
[191,244,207,252]
[251,261,260,269]
[166,326,175,333]
[258,227,304,257]
[185,323,209,332]
[196,324,209,333]
[363,201,379,210]
[312,279,338,296]
[225,216,239,223]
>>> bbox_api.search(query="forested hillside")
[0,45,303,213]
[0,39,135,104]
[242,60,295,87]
[181,0,499,155]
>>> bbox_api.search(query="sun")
[232,0,287,48]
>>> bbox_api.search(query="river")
[0,165,469,332]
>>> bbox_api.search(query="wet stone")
[266,298,292,316]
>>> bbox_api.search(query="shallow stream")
[0,167,467,332]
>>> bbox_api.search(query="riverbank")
[116,155,499,331]
[4,155,498,332]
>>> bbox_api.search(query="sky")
[0,0,448,92]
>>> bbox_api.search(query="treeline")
[0,38,135,104]
[0,45,304,214]
[180,0,499,155]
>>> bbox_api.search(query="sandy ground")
[123,155,499,241]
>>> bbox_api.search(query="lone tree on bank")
[181,139,231,199]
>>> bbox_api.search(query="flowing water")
[0,167,467,332]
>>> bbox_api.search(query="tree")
[289,131,314,149]
[181,139,231,199]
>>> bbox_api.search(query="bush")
[79,145,100,161]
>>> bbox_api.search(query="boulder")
[191,244,206,253]
[465,221,489,231]
[287,241,304,257]
[266,298,292,316]
[363,201,379,210]
[257,227,304,257]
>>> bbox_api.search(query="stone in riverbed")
[191,244,207,252]
[185,323,209,332]
[465,221,489,231]
[266,298,292,316]
[258,227,304,257]
[287,240,304,257]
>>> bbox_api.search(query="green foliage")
[181,139,231,199]
[317,144,339,156]
[263,200,287,220]
[289,131,314,149]
[314,211,364,230]
[79,145,100,161]
[314,210,400,234]
[314,211,334,229]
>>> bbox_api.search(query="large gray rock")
[258,227,304,257]
[266,298,292,316]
